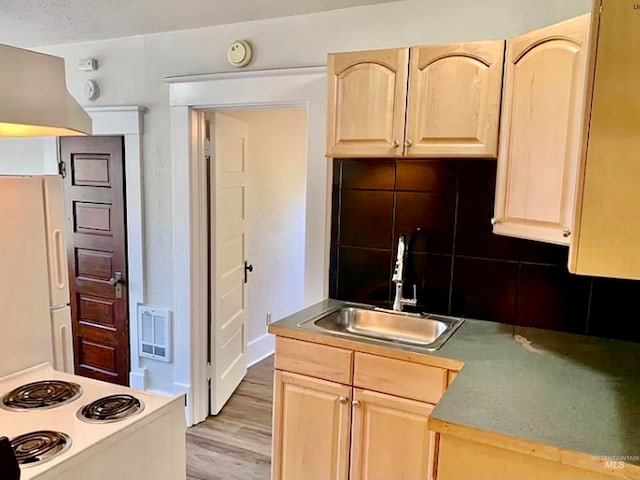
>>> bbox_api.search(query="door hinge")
[204,139,212,159]
[58,161,67,178]
[206,362,213,381]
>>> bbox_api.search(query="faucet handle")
[401,285,418,307]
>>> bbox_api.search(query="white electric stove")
[0,364,186,480]
[0,177,186,479]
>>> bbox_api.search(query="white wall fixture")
[227,40,253,67]
[85,80,99,101]
[78,57,98,71]
[0,44,91,136]
[139,305,172,362]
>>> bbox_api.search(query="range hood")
[0,44,92,137]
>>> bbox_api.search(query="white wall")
[4,0,590,394]
[225,109,307,359]
[0,137,58,175]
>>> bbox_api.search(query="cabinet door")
[272,371,351,480]
[350,389,436,480]
[327,48,409,158]
[405,40,504,158]
[570,1,640,279]
[494,15,590,245]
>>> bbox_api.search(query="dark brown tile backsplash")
[330,158,640,342]
[340,190,394,249]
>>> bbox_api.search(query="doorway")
[59,136,130,385]
[167,67,328,425]
[205,108,308,414]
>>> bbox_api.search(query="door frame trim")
[84,106,146,390]
[167,67,328,425]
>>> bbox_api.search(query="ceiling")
[0,0,400,47]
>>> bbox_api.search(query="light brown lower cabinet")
[350,389,436,480]
[272,371,437,480]
[272,371,352,480]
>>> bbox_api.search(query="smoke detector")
[227,40,253,68]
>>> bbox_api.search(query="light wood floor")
[186,356,274,480]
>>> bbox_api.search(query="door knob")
[338,395,349,405]
[562,228,572,238]
[490,217,501,226]
[404,139,413,148]
[392,139,400,148]
[109,272,124,299]
[352,399,361,408]
[244,261,254,284]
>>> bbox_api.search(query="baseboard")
[247,333,275,367]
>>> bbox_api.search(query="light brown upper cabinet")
[405,40,504,158]
[570,0,640,279]
[326,48,409,158]
[493,15,591,245]
[326,41,505,159]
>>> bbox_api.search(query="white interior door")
[209,112,249,414]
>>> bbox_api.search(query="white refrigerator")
[0,175,73,377]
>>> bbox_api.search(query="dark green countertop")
[269,299,640,468]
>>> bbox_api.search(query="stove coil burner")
[78,394,144,423]
[11,430,71,467]
[1,380,82,411]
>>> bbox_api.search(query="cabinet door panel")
[327,48,409,158]
[406,40,504,158]
[350,389,436,480]
[494,15,590,245]
[272,371,351,480]
[570,1,640,279]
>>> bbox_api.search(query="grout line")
[519,260,570,268]
[584,278,595,335]
[341,186,395,192]
[339,245,393,253]
[388,159,398,305]
[512,262,522,337]
[454,254,520,264]
[334,160,342,297]
[447,165,460,315]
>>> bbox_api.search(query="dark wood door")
[60,136,129,385]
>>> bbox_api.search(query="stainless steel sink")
[298,305,464,351]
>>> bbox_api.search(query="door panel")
[406,40,505,158]
[327,48,409,158]
[570,3,640,278]
[350,389,436,480]
[209,112,249,414]
[272,371,352,480]
[60,136,129,385]
[494,15,590,245]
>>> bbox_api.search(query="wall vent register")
[138,305,172,362]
